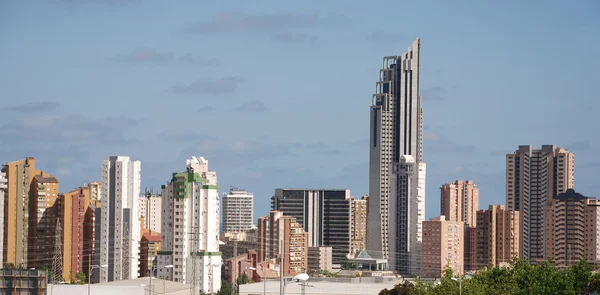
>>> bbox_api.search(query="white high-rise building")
[139,193,162,233]
[367,38,427,275]
[222,187,255,233]
[158,157,221,293]
[99,156,142,282]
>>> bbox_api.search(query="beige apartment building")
[350,196,368,256]
[476,205,520,269]
[440,180,479,227]
[421,216,464,278]
[545,189,600,267]
[506,145,574,261]
[308,246,333,273]
[257,211,308,276]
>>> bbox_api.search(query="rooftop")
[240,278,400,295]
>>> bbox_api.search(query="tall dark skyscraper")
[367,38,426,275]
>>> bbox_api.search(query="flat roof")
[240,279,400,295]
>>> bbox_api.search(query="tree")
[3,263,16,269]
[341,260,357,270]
[75,272,86,284]
[379,259,600,295]
[217,280,233,295]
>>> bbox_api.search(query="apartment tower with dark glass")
[367,38,426,275]
[271,188,352,264]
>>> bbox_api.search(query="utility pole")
[51,219,63,284]
[279,239,284,295]
[206,263,220,294]
[189,227,200,295]
[232,236,238,295]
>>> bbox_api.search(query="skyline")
[1,0,599,221]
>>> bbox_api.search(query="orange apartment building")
[421,216,464,278]
[440,180,479,227]
[476,205,520,269]
[545,189,600,268]
[506,145,574,262]
[35,184,99,282]
[2,157,59,267]
[257,211,308,276]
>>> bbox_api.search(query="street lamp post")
[162,265,174,295]
[88,264,108,295]
[452,277,462,295]
[248,266,264,295]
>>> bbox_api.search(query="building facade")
[475,205,520,269]
[350,196,368,256]
[464,227,477,272]
[440,180,479,227]
[2,158,37,267]
[56,187,93,282]
[99,156,142,282]
[29,172,59,269]
[158,157,221,293]
[222,187,255,233]
[272,189,351,264]
[307,247,333,273]
[139,232,161,277]
[367,38,427,275]
[421,216,463,278]
[0,170,6,265]
[2,158,57,268]
[545,189,600,267]
[506,145,574,261]
[139,191,162,234]
[257,211,308,276]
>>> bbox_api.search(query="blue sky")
[1,0,598,220]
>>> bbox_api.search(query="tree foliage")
[380,259,600,295]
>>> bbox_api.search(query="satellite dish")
[293,273,309,281]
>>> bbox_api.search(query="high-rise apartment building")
[272,189,351,264]
[98,156,142,282]
[586,199,600,264]
[0,170,7,265]
[29,172,59,269]
[54,187,96,281]
[158,157,221,293]
[464,227,477,271]
[545,189,600,267]
[367,38,426,275]
[476,205,520,269]
[506,145,574,261]
[440,180,479,227]
[350,196,368,256]
[139,191,162,234]
[2,157,55,267]
[222,187,254,233]
[421,216,463,278]
[257,211,308,275]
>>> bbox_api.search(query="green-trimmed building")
[157,157,222,293]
